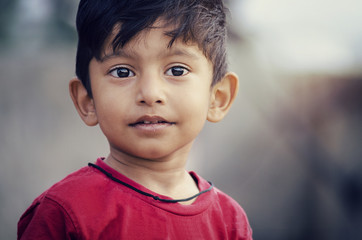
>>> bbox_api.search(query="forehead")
[99,20,207,61]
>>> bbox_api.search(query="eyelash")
[109,66,189,78]
[165,66,189,77]
[109,67,135,78]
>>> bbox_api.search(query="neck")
[104,147,200,204]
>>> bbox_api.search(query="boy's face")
[81,22,218,161]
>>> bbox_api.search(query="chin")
[137,151,171,161]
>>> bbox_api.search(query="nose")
[136,73,166,106]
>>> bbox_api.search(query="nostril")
[138,99,163,105]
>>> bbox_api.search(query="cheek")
[92,92,129,129]
[177,87,211,118]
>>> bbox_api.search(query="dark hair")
[75,0,228,97]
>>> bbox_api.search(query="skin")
[69,21,238,205]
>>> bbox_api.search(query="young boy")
[18,0,253,239]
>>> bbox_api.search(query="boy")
[18,0,253,239]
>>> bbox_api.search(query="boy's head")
[70,0,238,161]
[75,0,228,97]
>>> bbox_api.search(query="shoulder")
[212,187,253,239]
[213,186,248,217]
[18,165,120,239]
[40,165,118,219]
[45,165,107,199]
[192,171,253,239]
[190,171,247,214]
[18,183,80,239]
[22,165,100,210]
[213,187,244,210]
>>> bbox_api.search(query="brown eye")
[110,67,135,78]
[165,66,189,76]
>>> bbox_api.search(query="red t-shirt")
[18,158,252,239]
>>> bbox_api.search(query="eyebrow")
[99,47,201,62]
[99,49,133,62]
[164,48,200,60]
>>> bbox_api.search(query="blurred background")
[1,0,361,239]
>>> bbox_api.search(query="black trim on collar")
[88,163,214,203]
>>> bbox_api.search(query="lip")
[129,115,176,127]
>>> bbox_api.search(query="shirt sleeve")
[18,196,78,240]
[230,204,253,240]
[214,188,253,240]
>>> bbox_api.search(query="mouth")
[129,116,175,127]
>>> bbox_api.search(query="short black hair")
[75,0,228,97]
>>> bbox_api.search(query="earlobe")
[69,78,98,126]
[207,72,239,123]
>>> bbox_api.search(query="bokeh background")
[1,0,362,239]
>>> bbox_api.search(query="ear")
[69,78,98,126]
[207,72,239,123]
